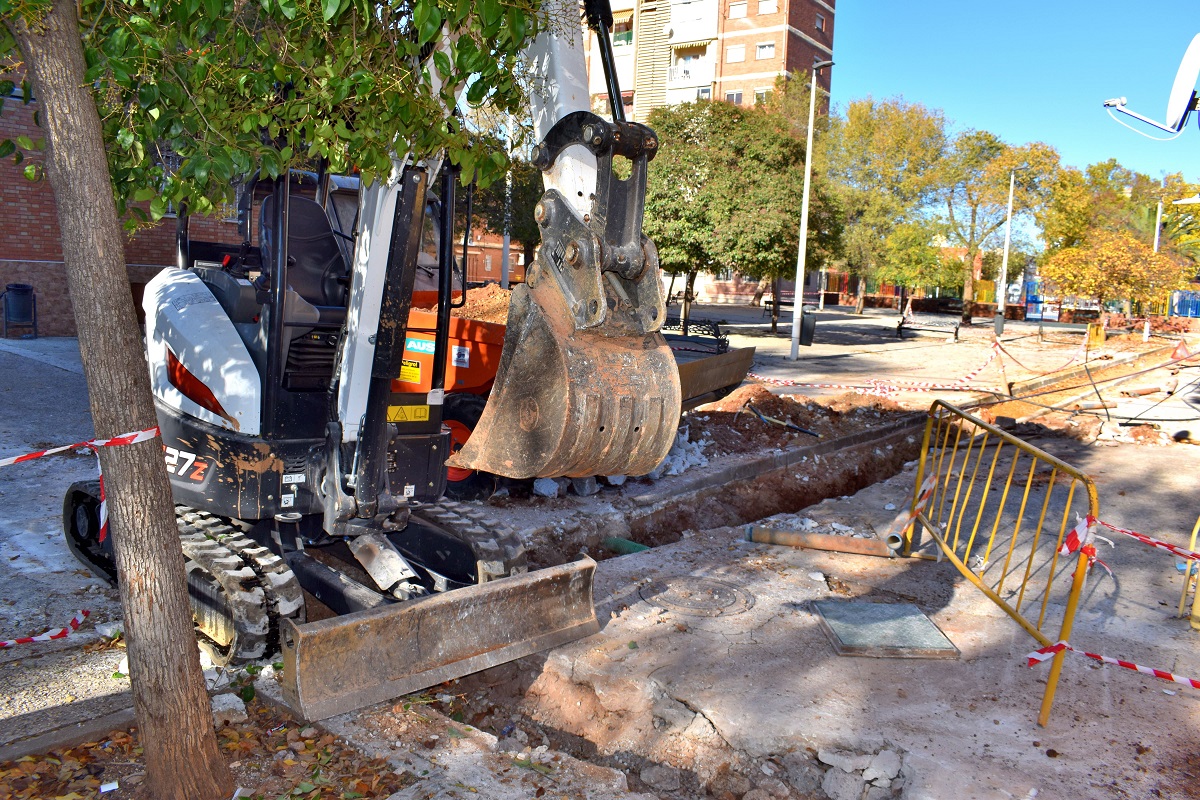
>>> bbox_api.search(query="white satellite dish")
[1165,32,1200,130]
[1106,32,1200,133]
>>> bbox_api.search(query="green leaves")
[20,0,540,223]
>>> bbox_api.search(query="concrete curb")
[0,701,134,762]
[1008,342,1175,396]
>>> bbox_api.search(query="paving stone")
[210,693,247,727]
[780,752,824,797]
[819,747,873,773]
[822,766,867,800]
[640,764,682,791]
[570,476,600,496]
[754,775,791,798]
[863,749,902,782]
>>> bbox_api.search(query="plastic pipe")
[744,526,902,558]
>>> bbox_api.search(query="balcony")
[668,61,714,87]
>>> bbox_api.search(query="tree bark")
[960,252,975,325]
[750,276,770,307]
[7,3,233,798]
[681,270,697,336]
[770,275,781,334]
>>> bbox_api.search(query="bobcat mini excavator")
[62,0,681,720]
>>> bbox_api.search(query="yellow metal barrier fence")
[905,400,1098,726]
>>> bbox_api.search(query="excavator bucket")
[447,282,681,478]
[281,558,598,720]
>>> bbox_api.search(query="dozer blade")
[447,284,682,478]
[280,558,598,721]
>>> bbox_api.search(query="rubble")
[210,693,248,727]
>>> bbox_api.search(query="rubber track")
[414,500,528,582]
[176,507,305,624]
[177,518,269,664]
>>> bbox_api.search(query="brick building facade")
[585,0,834,121]
[1,95,238,336]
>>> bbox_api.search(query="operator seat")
[259,195,350,309]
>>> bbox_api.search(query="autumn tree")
[1041,229,1190,307]
[1,0,539,796]
[940,131,1058,322]
[878,219,961,293]
[1042,159,1200,268]
[819,96,945,312]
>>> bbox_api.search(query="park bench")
[896,312,960,341]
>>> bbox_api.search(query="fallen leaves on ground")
[0,700,411,800]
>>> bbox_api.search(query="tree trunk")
[960,253,975,325]
[8,3,233,799]
[681,270,697,336]
[854,276,865,315]
[770,275,781,334]
[750,276,771,307]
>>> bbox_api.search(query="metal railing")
[905,400,1098,725]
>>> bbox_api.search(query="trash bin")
[2,283,37,338]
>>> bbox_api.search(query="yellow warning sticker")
[387,405,430,422]
[399,358,421,383]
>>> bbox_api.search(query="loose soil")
[451,284,511,325]
[688,385,906,457]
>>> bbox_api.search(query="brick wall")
[1,96,239,337]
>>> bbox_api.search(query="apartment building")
[585,0,834,122]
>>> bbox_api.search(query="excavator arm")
[280,0,679,720]
[448,0,682,478]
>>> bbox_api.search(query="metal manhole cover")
[639,576,754,617]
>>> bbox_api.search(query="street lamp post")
[994,167,1020,336]
[789,60,833,361]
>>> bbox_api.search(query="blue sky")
[831,1,1200,184]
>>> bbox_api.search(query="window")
[758,0,776,13]
[754,88,770,104]
[815,12,825,31]
[725,90,742,104]
[729,1,746,17]
[725,44,745,62]
[613,20,632,46]
[755,41,775,60]
[697,87,711,100]
[484,255,493,272]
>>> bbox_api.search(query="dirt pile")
[689,385,907,456]
[451,284,512,325]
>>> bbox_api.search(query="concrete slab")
[460,448,1200,799]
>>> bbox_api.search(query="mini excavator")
[63,0,681,720]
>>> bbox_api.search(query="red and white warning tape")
[0,426,160,541]
[1055,514,1113,576]
[1093,517,1200,563]
[1027,640,1200,691]
[992,336,1086,378]
[749,343,1001,398]
[0,610,90,648]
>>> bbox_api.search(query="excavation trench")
[411,415,929,799]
